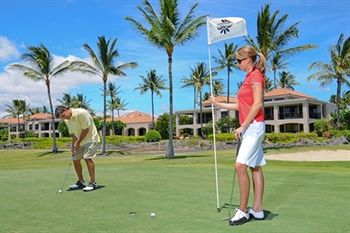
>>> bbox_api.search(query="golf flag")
[207,17,248,45]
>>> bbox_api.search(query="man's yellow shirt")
[64,108,100,146]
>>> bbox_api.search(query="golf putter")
[220,134,242,220]
[57,151,75,193]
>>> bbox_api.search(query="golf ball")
[150,213,155,217]
[58,189,63,193]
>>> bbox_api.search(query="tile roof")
[202,96,238,105]
[265,88,314,99]
[29,113,52,120]
[0,117,23,124]
[107,111,154,124]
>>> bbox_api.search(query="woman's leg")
[235,162,250,212]
[250,166,264,211]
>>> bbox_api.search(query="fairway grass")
[1,149,349,233]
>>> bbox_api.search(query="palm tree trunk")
[111,108,115,135]
[166,55,174,157]
[151,91,155,128]
[101,79,107,154]
[193,87,196,109]
[336,77,342,129]
[273,70,277,89]
[199,91,204,139]
[46,81,58,153]
[227,68,230,103]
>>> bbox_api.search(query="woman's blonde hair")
[236,46,266,73]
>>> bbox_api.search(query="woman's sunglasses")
[236,58,247,64]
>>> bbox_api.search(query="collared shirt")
[237,69,265,124]
[64,108,100,146]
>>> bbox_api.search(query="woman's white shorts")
[236,121,266,168]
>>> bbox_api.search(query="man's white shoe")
[229,209,250,225]
[248,208,264,220]
[83,182,97,192]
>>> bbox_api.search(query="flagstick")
[207,36,220,213]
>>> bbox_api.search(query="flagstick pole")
[207,18,220,212]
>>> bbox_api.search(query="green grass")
[1,147,349,233]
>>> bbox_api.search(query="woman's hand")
[234,124,248,139]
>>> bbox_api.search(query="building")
[107,111,155,136]
[1,110,155,139]
[0,113,61,139]
[175,88,337,137]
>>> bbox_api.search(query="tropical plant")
[278,71,299,90]
[108,97,128,118]
[69,36,138,154]
[308,34,350,128]
[182,62,211,138]
[216,116,238,133]
[213,43,238,102]
[126,0,206,157]
[246,3,316,88]
[10,44,71,152]
[4,99,28,134]
[106,81,121,124]
[29,106,49,114]
[135,69,166,128]
[271,53,288,88]
[155,113,173,140]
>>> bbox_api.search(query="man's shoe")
[248,208,265,220]
[68,181,86,190]
[83,182,97,192]
[229,209,250,226]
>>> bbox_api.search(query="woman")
[211,45,266,225]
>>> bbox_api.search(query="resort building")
[0,111,154,139]
[0,113,61,139]
[175,88,337,137]
[106,111,155,136]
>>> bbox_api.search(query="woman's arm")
[210,96,238,110]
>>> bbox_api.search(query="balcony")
[279,112,303,119]
[309,112,321,119]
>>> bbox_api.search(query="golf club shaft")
[59,161,72,191]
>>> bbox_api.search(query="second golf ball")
[150,213,155,217]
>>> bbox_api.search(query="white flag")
[207,17,248,45]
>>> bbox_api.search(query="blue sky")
[1,0,349,117]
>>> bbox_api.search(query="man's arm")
[72,128,89,154]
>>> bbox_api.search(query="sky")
[1,0,349,118]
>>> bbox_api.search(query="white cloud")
[0,36,20,62]
[0,54,101,117]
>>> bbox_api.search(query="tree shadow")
[37,151,65,157]
[97,151,132,156]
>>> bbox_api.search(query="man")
[55,105,100,192]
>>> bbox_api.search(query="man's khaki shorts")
[73,142,97,160]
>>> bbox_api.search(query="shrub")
[314,118,332,136]
[331,130,350,141]
[106,135,145,145]
[144,130,162,142]
[0,128,8,141]
[208,133,236,142]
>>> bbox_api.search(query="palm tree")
[271,53,288,88]
[126,0,206,157]
[70,36,138,154]
[213,43,238,102]
[10,44,71,152]
[106,81,122,123]
[58,93,73,107]
[308,34,350,128]
[5,99,27,135]
[181,74,198,109]
[135,69,166,127]
[72,94,93,112]
[246,4,316,77]
[114,97,128,117]
[278,71,299,90]
[182,62,211,138]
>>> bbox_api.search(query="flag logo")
[217,19,233,34]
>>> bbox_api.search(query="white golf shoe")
[248,208,265,220]
[229,209,250,225]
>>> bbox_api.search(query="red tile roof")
[265,88,313,99]
[29,113,52,120]
[0,117,23,124]
[107,111,154,124]
[202,96,237,105]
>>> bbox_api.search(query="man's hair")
[55,105,69,118]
